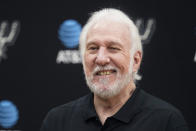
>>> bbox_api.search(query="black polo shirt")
[41,88,189,131]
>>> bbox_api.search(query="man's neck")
[94,82,136,125]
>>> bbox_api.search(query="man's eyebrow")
[86,40,124,49]
[105,41,124,49]
[86,41,97,47]
[107,41,122,46]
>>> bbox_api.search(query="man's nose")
[95,47,110,66]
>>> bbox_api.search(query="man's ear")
[133,50,142,73]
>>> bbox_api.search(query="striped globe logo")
[0,100,19,128]
[58,19,81,48]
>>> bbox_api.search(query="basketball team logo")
[0,21,20,62]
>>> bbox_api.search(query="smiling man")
[41,8,188,131]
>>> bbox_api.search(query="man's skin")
[84,20,142,125]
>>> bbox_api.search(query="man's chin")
[86,74,130,99]
[89,84,121,99]
[93,90,115,99]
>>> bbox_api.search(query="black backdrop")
[0,0,196,130]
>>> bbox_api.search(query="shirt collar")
[83,87,143,123]
[113,87,143,123]
[83,93,97,121]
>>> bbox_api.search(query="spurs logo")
[136,18,156,44]
[0,21,20,62]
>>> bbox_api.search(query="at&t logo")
[56,19,82,64]
[0,100,19,129]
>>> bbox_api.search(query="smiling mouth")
[95,70,117,76]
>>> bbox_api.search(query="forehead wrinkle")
[86,21,131,49]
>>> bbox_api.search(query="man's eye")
[109,47,120,50]
[89,47,98,50]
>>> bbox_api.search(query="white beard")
[85,60,134,99]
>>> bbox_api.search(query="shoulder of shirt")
[140,89,182,114]
[46,93,91,117]
[138,89,188,129]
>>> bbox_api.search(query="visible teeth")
[99,71,112,75]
